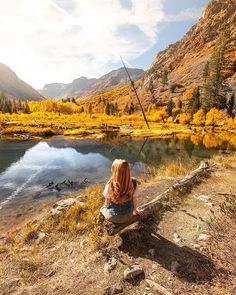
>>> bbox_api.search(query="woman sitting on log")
[100,159,144,224]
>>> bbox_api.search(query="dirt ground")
[0,155,235,295]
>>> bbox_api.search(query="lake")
[0,134,235,232]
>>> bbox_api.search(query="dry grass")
[204,194,236,294]
[147,159,198,179]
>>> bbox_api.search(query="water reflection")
[0,142,112,209]
[0,132,235,211]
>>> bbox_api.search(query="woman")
[100,159,143,223]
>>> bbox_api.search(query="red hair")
[109,159,134,204]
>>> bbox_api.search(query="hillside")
[39,67,144,99]
[0,63,43,100]
[141,0,236,105]
[78,0,235,112]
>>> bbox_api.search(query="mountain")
[39,67,144,99]
[0,63,43,100]
[140,0,236,105]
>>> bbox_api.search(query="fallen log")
[146,279,172,295]
[104,161,211,236]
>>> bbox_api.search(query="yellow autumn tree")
[179,113,192,124]
[192,109,206,125]
[205,108,228,126]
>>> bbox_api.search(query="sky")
[0,0,209,89]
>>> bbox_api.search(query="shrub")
[192,109,206,125]
[205,108,228,126]
[179,113,192,124]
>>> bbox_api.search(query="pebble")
[148,249,155,257]
[104,283,123,295]
[173,232,182,243]
[197,233,209,241]
[124,265,144,280]
[171,261,180,275]
[104,257,117,273]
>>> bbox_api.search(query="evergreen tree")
[190,87,201,114]
[167,99,175,117]
[123,103,129,114]
[88,103,92,114]
[161,69,168,87]
[226,93,235,117]
[104,102,110,115]
[129,102,135,115]
[24,101,31,114]
[202,31,230,111]
[203,61,210,82]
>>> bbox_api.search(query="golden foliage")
[179,113,192,124]
[182,86,197,101]
[192,109,206,125]
[205,108,228,126]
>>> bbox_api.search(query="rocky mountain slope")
[39,67,144,99]
[141,0,236,104]
[0,63,43,100]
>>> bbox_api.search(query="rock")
[195,194,211,202]
[193,244,201,249]
[104,257,117,273]
[104,283,123,295]
[148,249,155,257]
[171,261,180,275]
[173,233,182,243]
[36,232,46,243]
[76,195,87,202]
[124,265,144,280]
[197,234,209,241]
[50,198,77,215]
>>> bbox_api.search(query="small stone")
[104,257,117,273]
[148,249,155,257]
[36,232,46,243]
[195,194,211,202]
[171,261,180,274]
[197,234,209,241]
[104,283,123,295]
[173,233,182,243]
[76,195,87,202]
[124,265,144,280]
[193,244,201,249]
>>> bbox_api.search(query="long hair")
[108,159,134,204]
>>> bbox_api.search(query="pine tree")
[190,87,201,114]
[202,31,230,111]
[123,103,129,114]
[161,69,168,87]
[88,103,92,114]
[203,61,210,82]
[129,102,135,115]
[167,99,175,117]
[104,102,110,115]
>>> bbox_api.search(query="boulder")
[124,265,144,280]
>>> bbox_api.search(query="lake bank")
[0,153,235,294]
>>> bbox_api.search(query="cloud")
[0,0,201,88]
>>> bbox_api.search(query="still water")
[0,134,234,230]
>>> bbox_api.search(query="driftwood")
[104,161,211,236]
[146,279,172,295]
[33,178,88,199]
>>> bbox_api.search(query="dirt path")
[0,157,235,295]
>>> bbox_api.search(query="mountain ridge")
[0,63,43,100]
[39,67,144,99]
